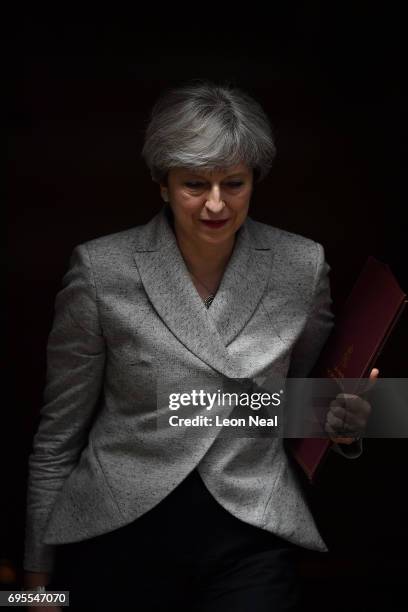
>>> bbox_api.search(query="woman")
[24,79,376,611]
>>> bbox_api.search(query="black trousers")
[48,468,302,611]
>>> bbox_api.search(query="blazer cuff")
[23,494,58,573]
[23,537,56,573]
[331,437,363,459]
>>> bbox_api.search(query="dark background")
[7,6,408,611]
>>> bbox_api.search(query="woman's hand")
[325,368,379,445]
[26,608,62,612]
[24,570,62,612]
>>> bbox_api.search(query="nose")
[205,184,225,213]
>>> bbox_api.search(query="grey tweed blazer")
[24,204,359,573]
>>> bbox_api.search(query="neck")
[174,222,236,278]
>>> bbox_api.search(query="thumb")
[367,367,379,390]
[357,367,379,396]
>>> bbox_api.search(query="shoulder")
[81,225,144,256]
[247,218,329,301]
[246,216,323,266]
[61,223,149,286]
[68,223,148,273]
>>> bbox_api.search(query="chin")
[203,236,235,249]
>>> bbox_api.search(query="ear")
[160,186,169,202]
[159,172,170,201]
[251,167,258,182]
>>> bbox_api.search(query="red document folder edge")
[288,256,407,483]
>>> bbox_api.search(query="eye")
[227,181,243,188]
[184,181,244,189]
[185,182,204,188]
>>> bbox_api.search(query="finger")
[326,411,346,431]
[324,422,356,445]
[335,393,372,417]
[357,367,380,396]
[366,367,380,392]
[326,408,364,436]
[328,402,347,420]
[329,404,367,432]
[331,437,356,445]
[326,412,360,436]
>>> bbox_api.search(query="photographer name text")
[168,414,278,427]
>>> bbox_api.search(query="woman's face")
[161,162,253,248]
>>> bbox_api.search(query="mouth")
[200,219,230,229]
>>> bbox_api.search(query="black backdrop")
[7,7,408,610]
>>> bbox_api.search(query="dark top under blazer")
[23,204,360,573]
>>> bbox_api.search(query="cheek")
[235,197,250,215]
[171,197,197,218]
[181,202,202,221]
[183,197,201,210]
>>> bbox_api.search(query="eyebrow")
[186,172,246,179]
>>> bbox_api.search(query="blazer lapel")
[206,220,274,347]
[132,205,274,378]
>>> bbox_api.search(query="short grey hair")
[141,79,276,185]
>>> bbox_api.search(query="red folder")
[288,256,407,482]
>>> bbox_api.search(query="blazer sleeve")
[286,242,363,459]
[23,243,106,573]
[286,242,335,379]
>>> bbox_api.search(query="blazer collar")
[132,204,275,379]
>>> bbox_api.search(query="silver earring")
[162,192,169,202]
